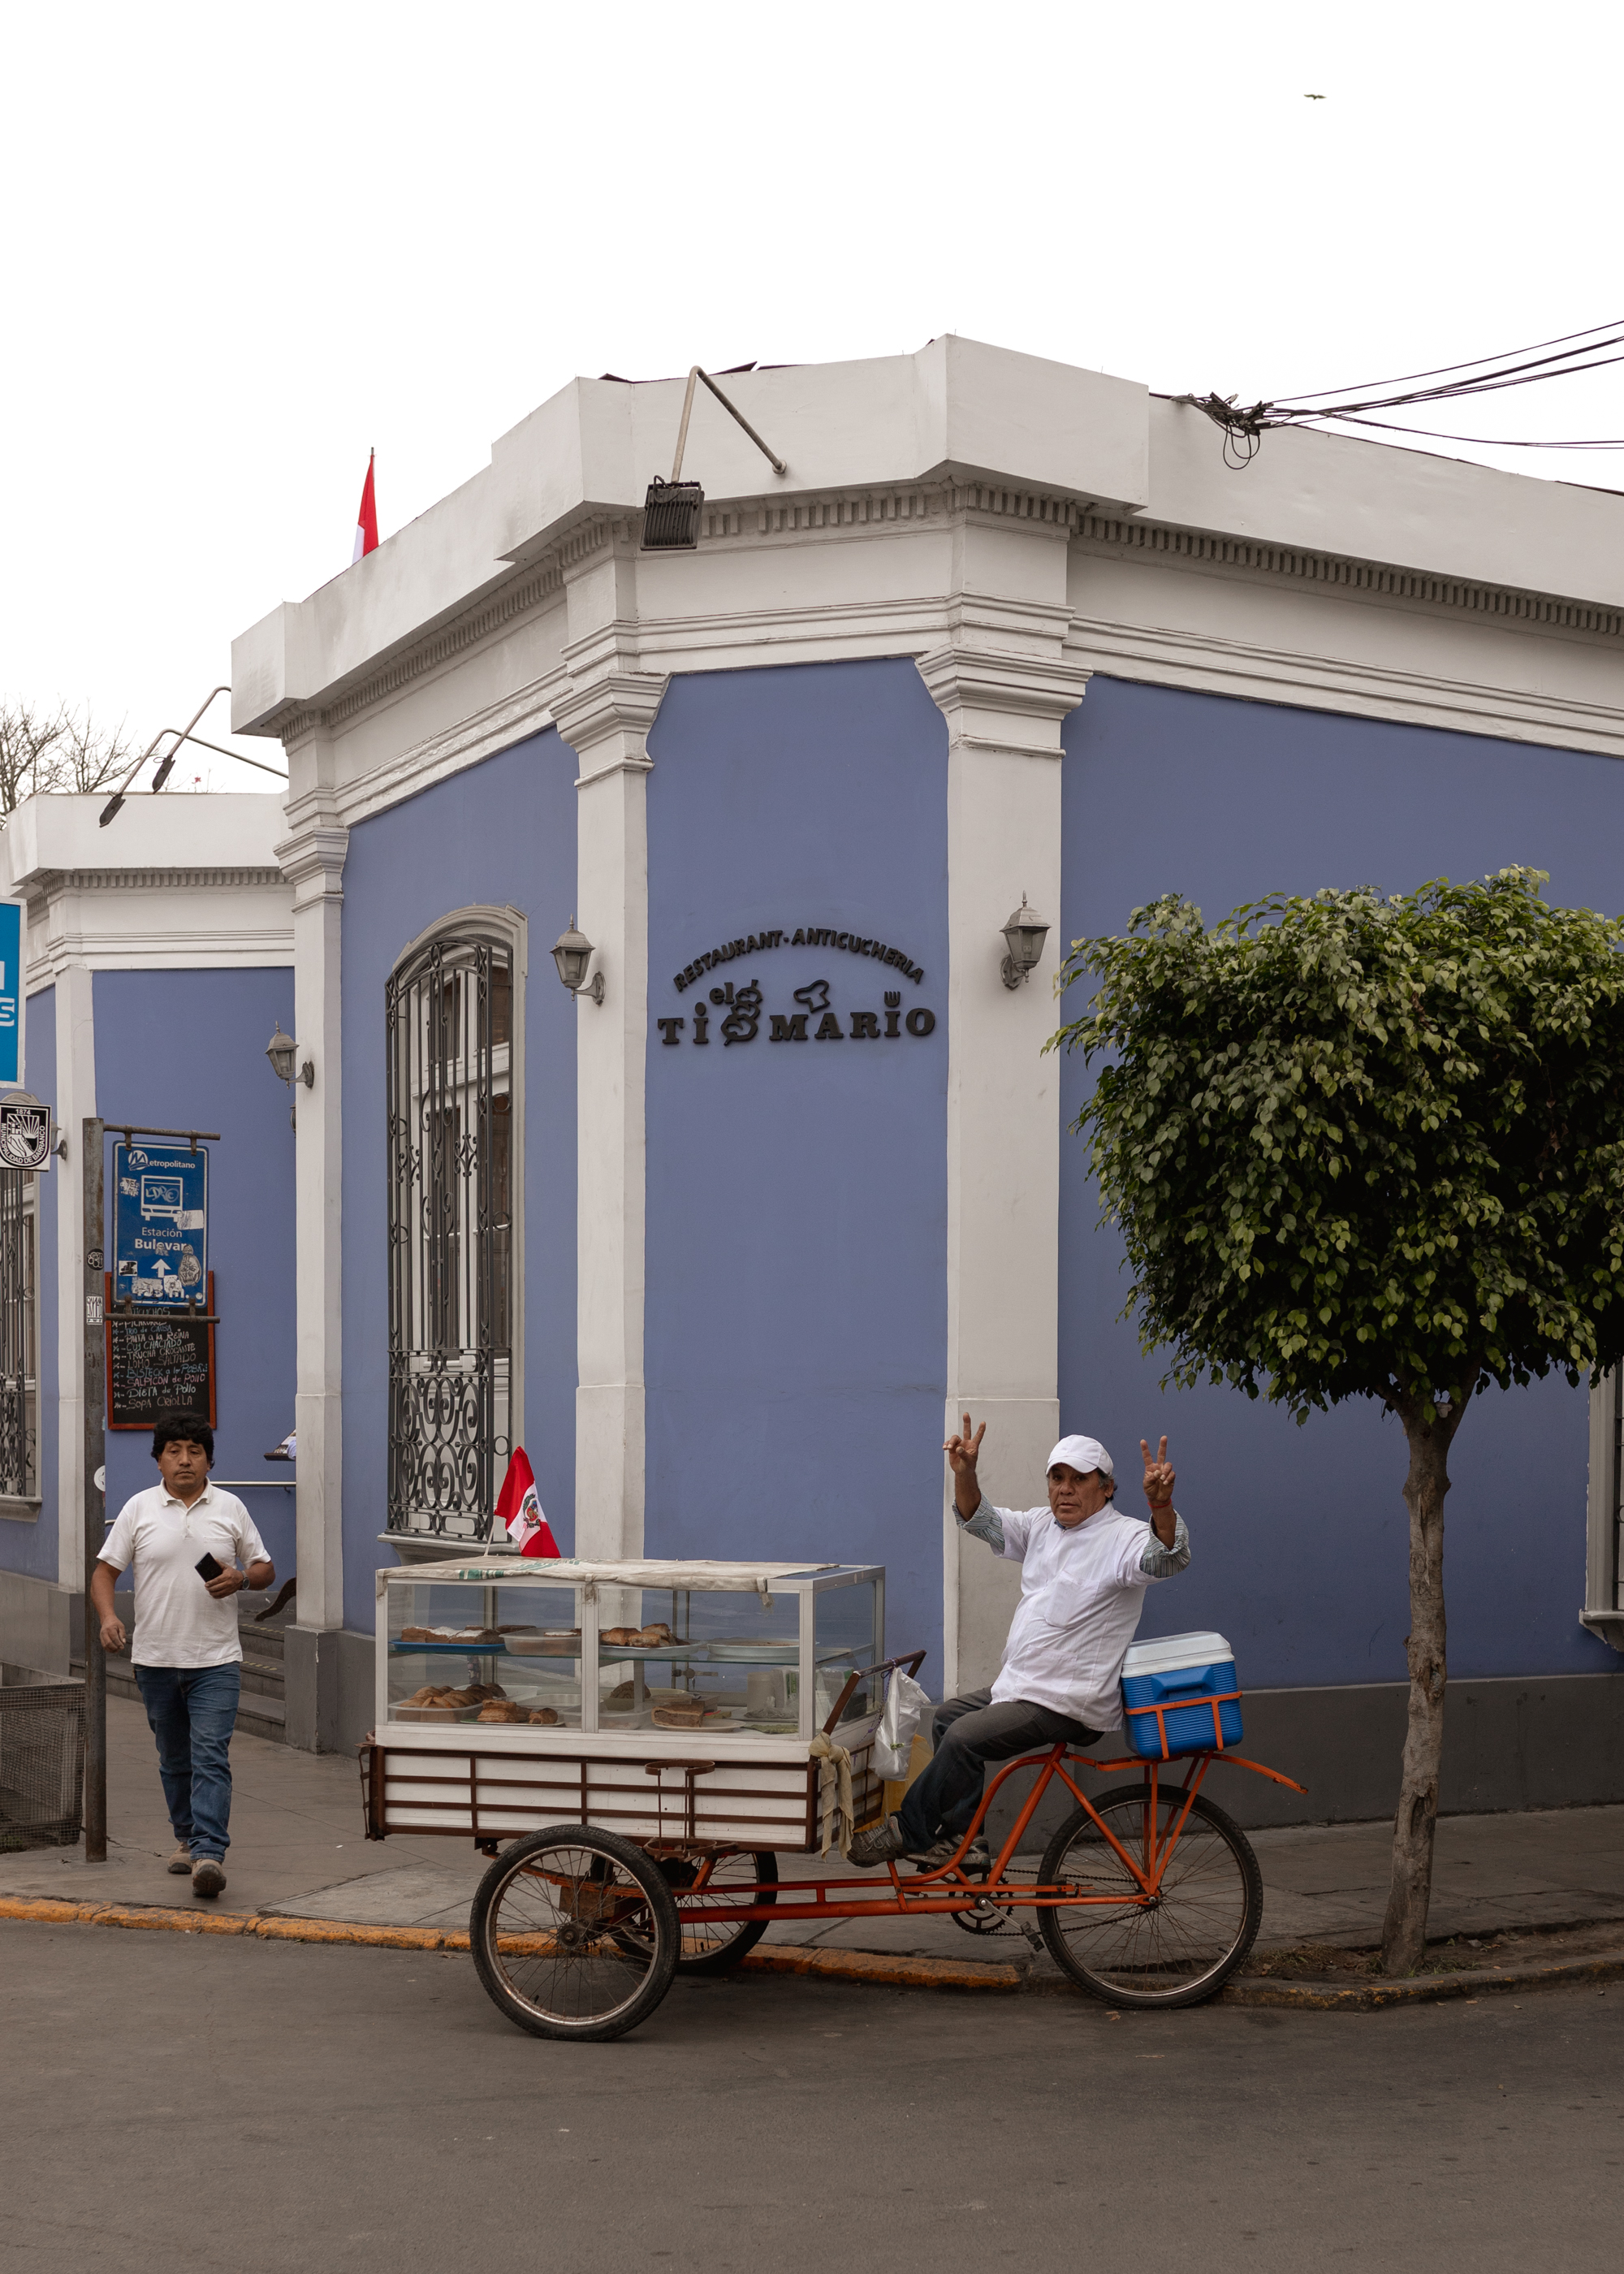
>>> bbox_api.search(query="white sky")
[5,0,1622,793]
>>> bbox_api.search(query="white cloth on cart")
[810,1730,855,1857]
[378,1557,834,1607]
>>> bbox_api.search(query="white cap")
[1047,1433,1112,1478]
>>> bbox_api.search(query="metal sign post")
[82,1115,106,1863]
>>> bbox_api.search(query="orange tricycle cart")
[361,1555,1302,2040]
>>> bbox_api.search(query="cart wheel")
[615,1850,780,1973]
[1037,1783,1262,2009]
[469,1827,680,2041]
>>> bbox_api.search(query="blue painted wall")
[1059,678,1624,1689]
[0,987,58,1581]
[92,970,298,1574]
[644,660,949,1675]
[339,728,578,1632]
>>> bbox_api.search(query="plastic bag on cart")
[872,1671,931,1780]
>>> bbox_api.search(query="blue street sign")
[0,902,19,1086]
[112,1140,208,1306]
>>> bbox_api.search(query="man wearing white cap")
[849,1417,1188,1870]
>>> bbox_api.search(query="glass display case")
[376,1558,886,1741]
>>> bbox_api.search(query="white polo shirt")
[98,1482,269,1669]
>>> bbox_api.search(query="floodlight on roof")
[641,367,787,552]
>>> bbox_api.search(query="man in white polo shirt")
[90,1416,274,1900]
[849,1415,1188,1870]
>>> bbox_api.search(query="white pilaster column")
[551,530,665,1561]
[54,963,96,1589]
[919,620,1091,1693]
[274,787,348,1636]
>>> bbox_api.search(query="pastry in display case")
[366,1557,893,1851]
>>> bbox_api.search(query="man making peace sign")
[848,1420,1190,1870]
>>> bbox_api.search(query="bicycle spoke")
[479,1840,667,2029]
[1039,1787,1260,2006]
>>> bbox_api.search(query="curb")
[0,1894,1014,1987]
[0,1896,472,1952]
[6,1897,1618,2007]
[740,1944,1022,1992]
[1220,1948,1624,2010]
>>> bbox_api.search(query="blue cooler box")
[1120,1632,1243,1761]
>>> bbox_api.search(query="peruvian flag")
[496,1447,560,1559]
[352,449,378,563]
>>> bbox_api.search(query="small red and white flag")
[352,449,378,564]
[495,1447,560,1559]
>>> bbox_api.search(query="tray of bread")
[598,1622,685,1652]
[474,1699,564,1726]
[395,1680,508,1721]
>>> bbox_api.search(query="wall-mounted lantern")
[266,1023,313,1124]
[1000,897,1050,990]
[552,918,605,1005]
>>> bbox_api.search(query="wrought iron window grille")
[386,927,516,1541]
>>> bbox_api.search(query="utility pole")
[82,1115,106,1862]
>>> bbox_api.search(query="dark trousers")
[134,1663,240,1861]
[896,1688,1101,1848]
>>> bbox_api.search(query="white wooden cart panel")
[374,1736,883,1848]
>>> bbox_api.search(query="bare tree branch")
[0,701,137,815]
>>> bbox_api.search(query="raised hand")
[1140,1435,1175,1503]
[1140,1436,1176,1546]
[944,1412,986,1477]
[944,1412,987,1520]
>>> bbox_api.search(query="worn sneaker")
[912,1836,993,1876]
[191,1858,227,1899]
[166,1843,193,1875]
[846,1814,911,1867]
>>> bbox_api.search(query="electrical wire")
[1290,344,1624,417]
[1307,415,1624,450]
[1268,318,1624,405]
[1180,315,1624,467]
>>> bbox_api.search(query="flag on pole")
[495,1447,560,1559]
[352,449,378,563]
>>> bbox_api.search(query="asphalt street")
[3,1922,1618,2274]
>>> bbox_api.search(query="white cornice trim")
[25,931,294,984]
[271,482,1624,835]
[322,671,570,831]
[1065,614,1624,757]
[28,866,286,895]
[1075,512,1624,644]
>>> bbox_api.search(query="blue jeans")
[134,1663,240,1862]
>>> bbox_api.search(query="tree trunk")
[1380,1397,1462,1974]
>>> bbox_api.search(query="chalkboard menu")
[105,1273,217,1431]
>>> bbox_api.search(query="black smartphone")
[195,1552,225,1581]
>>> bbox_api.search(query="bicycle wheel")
[1038,1783,1262,2008]
[469,1827,680,2041]
[653,1849,780,1973]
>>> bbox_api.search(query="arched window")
[386,910,524,1539]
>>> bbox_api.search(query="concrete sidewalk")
[6,1695,1624,1965]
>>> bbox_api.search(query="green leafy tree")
[1052,868,1624,1973]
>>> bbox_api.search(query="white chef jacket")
[965,1496,1190,1728]
[98,1482,269,1668]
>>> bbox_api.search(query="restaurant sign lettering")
[661,923,935,1048]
